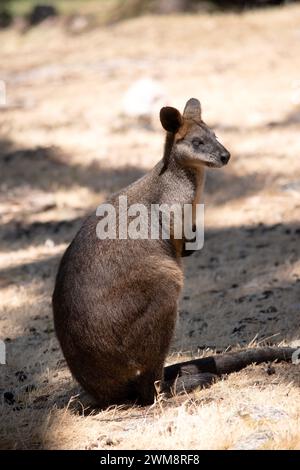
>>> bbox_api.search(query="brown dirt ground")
[0,4,300,449]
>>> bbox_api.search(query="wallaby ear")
[183,98,202,121]
[160,106,183,133]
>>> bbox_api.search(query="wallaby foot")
[162,372,217,396]
[133,368,163,406]
[162,346,297,397]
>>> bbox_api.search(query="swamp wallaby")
[53,98,296,407]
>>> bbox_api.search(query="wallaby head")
[160,98,230,170]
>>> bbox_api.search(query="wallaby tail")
[162,346,297,395]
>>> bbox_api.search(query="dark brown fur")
[53,99,295,408]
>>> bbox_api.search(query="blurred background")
[0,0,300,449]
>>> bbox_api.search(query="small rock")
[266,364,276,375]
[45,238,55,248]
[15,371,27,382]
[4,391,15,405]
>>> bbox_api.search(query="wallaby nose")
[220,151,230,165]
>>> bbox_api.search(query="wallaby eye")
[192,138,204,148]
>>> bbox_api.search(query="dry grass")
[0,4,300,449]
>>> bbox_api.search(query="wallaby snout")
[220,150,231,165]
[213,142,231,167]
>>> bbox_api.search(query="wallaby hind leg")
[133,367,163,406]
